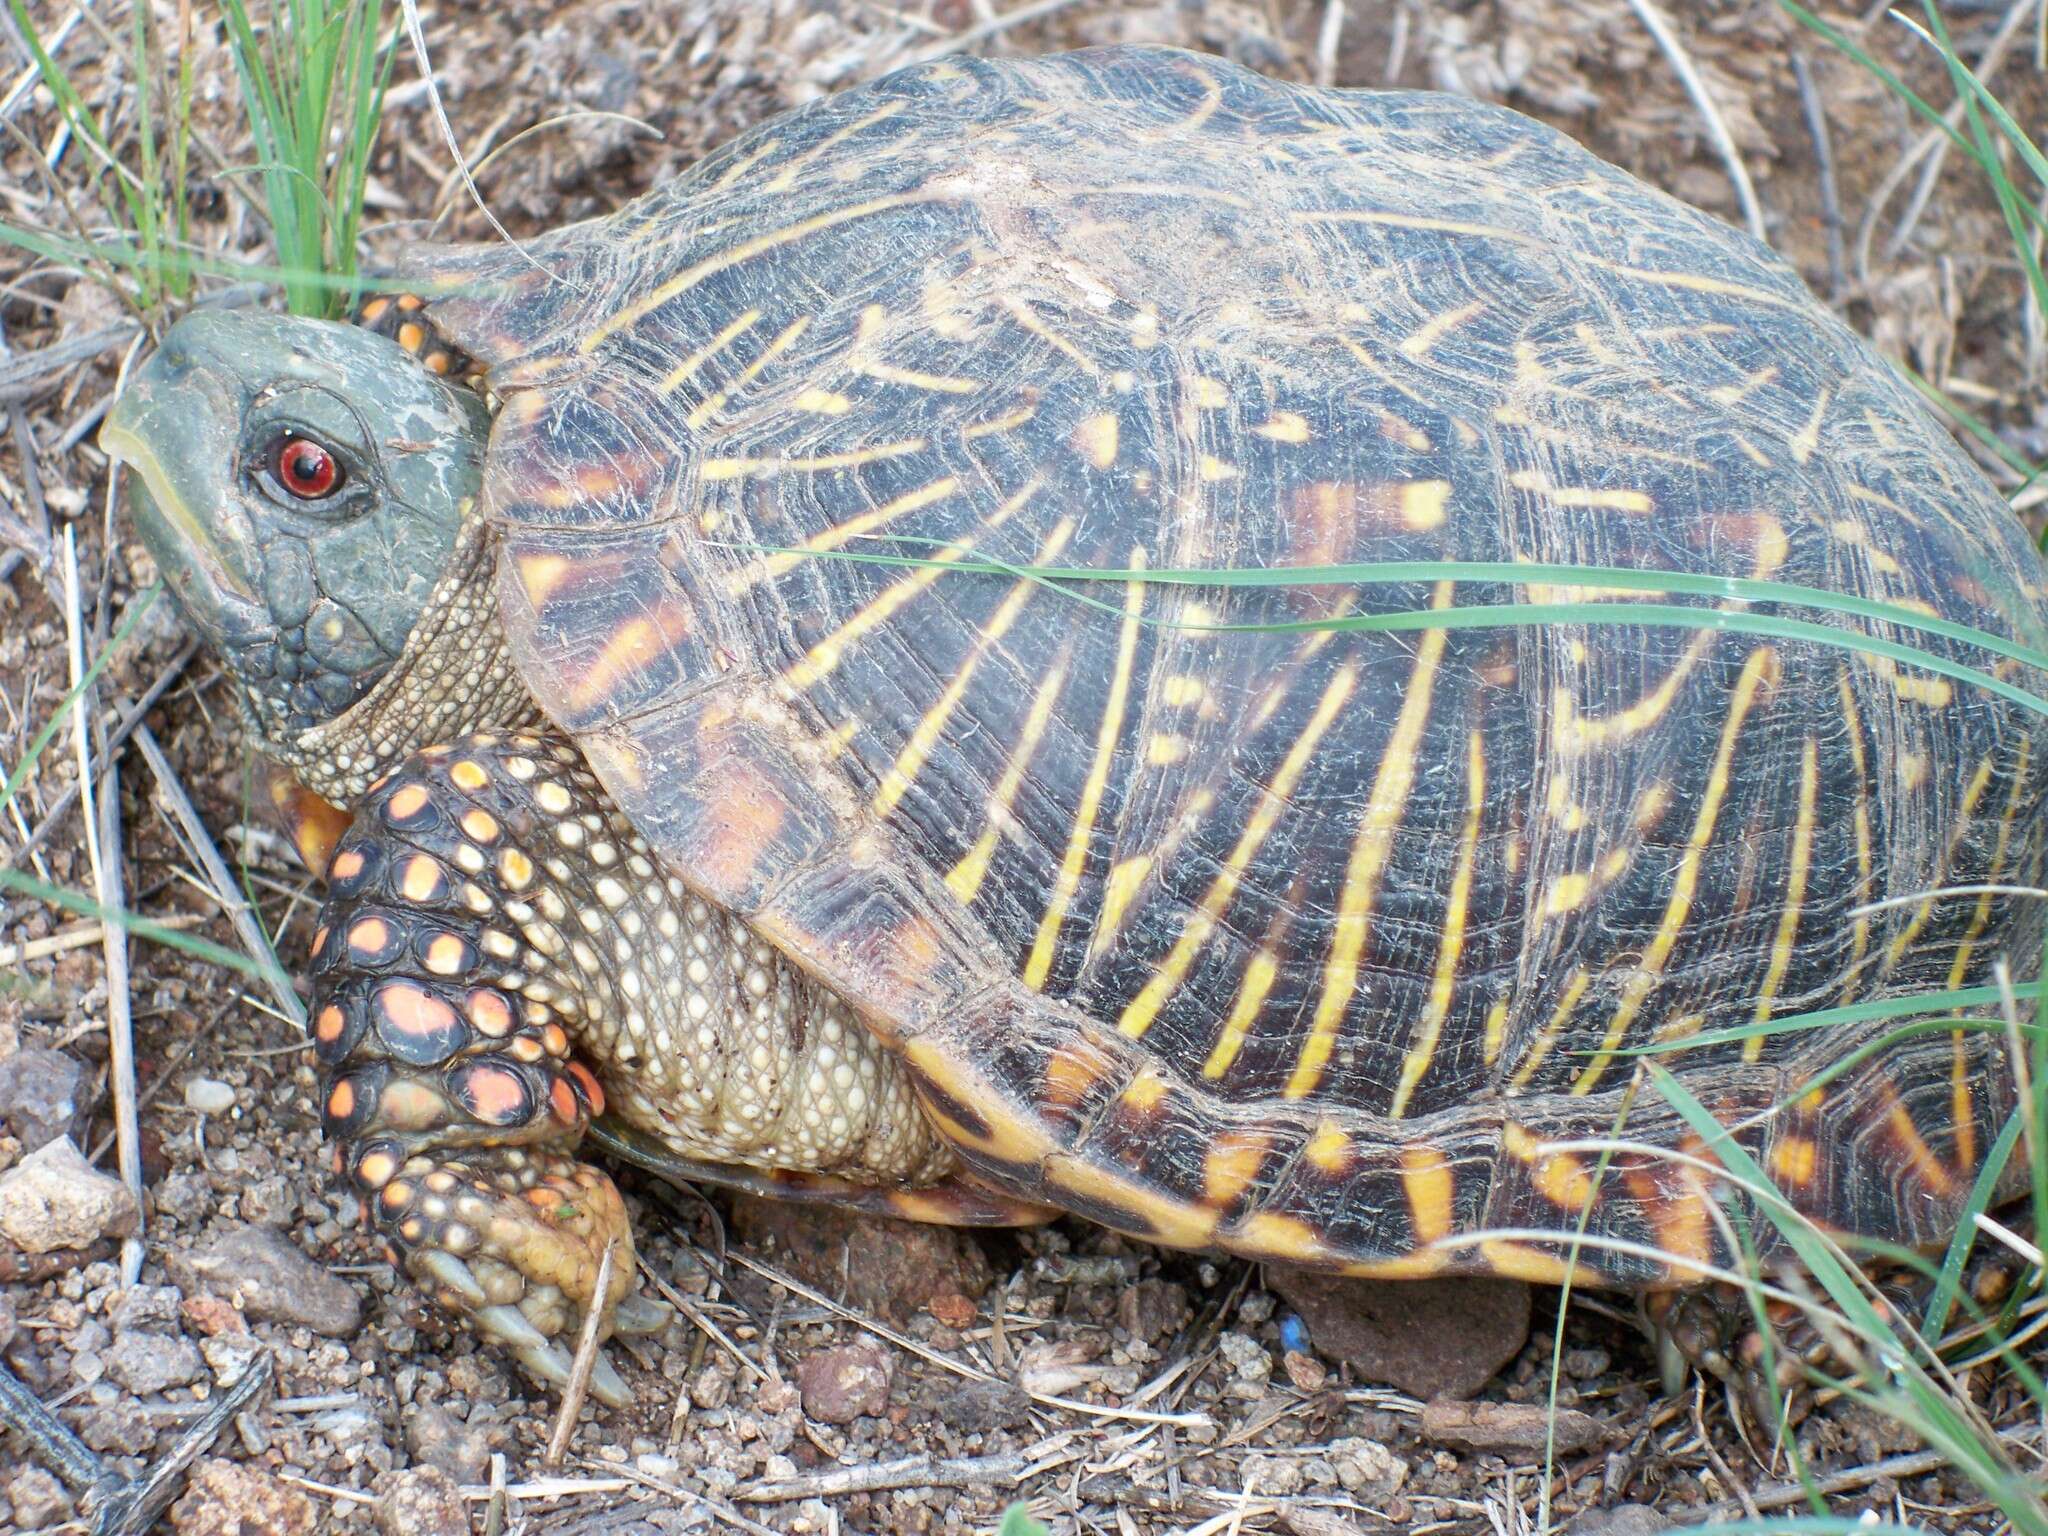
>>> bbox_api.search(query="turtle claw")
[419,1248,489,1309]
[590,1354,631,1407]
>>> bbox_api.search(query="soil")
[1,2,2044,1533]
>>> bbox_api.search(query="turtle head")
[102,310,493,752]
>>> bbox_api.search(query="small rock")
[105,1329,206,1394]
[1568,1506,1672,1536]
[0,1136,141,1253]
[237,1176,294,1228]
[75,1394,155,1456]
[0,1048,88,1152]
[1267,1268,1530,1400]
[1327,1437,1408,1498]
[154,1171,213,1225]
[1563,1346,1611,1380]
[406,1403,496,1483]
[199,1331,264,1386]
[796,1340,894,1424]
[182,1078,237,1116]
[932,1378,1031,1433]
[7,1466,73,1529]
[1241,1453,1307,1496]
[164,1225,360,1336]
[1419,1397,1607,1456]
[111,1284,183,1334]
[181,1295,248,1338]
[376,1466,469,1536]
[928,1290,977,1330]
[730,1197,990,1322]
[168,1458,318,1536]
[0,1292,15,1350]
[1283,1350,1328,1393]
[1218,1330,1272,1384]
[689,1362,731,1410]
[1114,1279,1188,1342]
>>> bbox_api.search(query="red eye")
[274,436,341,499]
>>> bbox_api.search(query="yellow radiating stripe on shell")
[1509,966,1588,1091]
[875,518,1075,820]
[730,474,961,591]
[762,101,907,192]
[859,359,979,393]
[1571,645,1778,1096]
[1884,754,1996,974]
[1508,471,1653,514]
[1025,552,1146,989]
[1943,732,2030,1172]
[1836,671,1874,986]
[1398,299,1484,360]
[701,436,928,480]
[657,309,761,395]
[1745,734,1820,1063]
[1286,584,1454,1100]
[1400,1144,1455,1244]
[685,315,811,429]
[1389,727,1487,1118]
[783,475,1045,689]
[945,655,1071,905]
[1120,664,1358,1041]
[1202,948,1281,1080]
[583,192,935,352]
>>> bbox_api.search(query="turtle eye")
[273,435,343,500]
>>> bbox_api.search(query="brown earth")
[1,2,2044,1532]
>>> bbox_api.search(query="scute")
[415,47,2048,1280]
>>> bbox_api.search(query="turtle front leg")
[308,733,658,1404]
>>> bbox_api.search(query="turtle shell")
[400,47,2048,1283]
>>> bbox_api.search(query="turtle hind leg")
[589,1119,1059,1226]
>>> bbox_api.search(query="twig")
[133,722,305,1028]
[1789,51,1846,303]
[1315,1,1345,88]
[62,526,143,1288]
[0,912,198,967]
[0,324,142,405]
[8,638,196,869]
[544,1235,618,1468]
[911,0,1083,61]
[1622,0,1763,241]
[1691,1446,1951,1518]
[736,1451,1029,1503]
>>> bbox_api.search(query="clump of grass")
[3,0,393,321]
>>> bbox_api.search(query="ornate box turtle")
[101,47,2047,1404]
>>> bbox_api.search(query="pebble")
[7,1466,73,1529]
[1326,1437,1408,1498]
[105,1329,205,1394]
[730,1196,990,1322]
[1568,1506,1672,1536]
[932,1378,1031,1433]
[164,1225,361,1336]
[1114,1278,1188,1343]
[796,1340,894,1424]
[168,1458,318,1536]
[112,1284,183,1333]
[405,1402,498,1483]
[0,1136,141,1253]
[182,1077,237,1116]
[1267,1267,1530,1400]
[1419,1397,1608,1456]
[375,1466,469,1536]
[0,1047,88,1152]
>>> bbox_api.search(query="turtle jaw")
[101,344,275,666]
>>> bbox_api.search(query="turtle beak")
[101,327,271,652]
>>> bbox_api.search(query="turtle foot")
[355,1144,646,1407]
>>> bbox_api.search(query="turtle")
[99,45,2048,1408]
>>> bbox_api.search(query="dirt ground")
[2,1,2046,1532]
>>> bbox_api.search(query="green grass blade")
[0,868,267,980]
[0,586,160,819]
